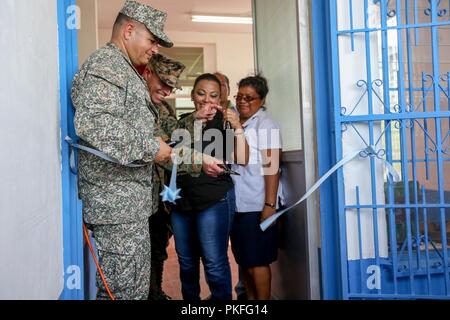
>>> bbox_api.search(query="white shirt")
[232,108,284,213]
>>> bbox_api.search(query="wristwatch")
[264,202,276,209]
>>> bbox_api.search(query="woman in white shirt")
[230,75,283,300]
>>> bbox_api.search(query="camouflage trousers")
[89,219,151,300]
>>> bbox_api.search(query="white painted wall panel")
[0,0,63,299]
[254,0,303,151]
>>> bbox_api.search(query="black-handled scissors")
[218,163,240,176]
[165,140,179,147]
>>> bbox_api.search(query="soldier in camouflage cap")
[120,0,173,48]
[142,54,226,300]
[149,53,185,90]
[71,1,174,300]
[142,53,185,300]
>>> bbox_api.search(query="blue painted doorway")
[57,0,84,300]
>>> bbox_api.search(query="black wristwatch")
[264,202,276,209]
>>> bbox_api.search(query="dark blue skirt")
[230,211,278,268]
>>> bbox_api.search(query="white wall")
[0,0,63,299]
[98,27,111,50]
[168,31,255,98]
[98,28,255,98]
[254,0,303,152]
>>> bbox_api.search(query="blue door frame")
[57,0,84,300]
[313,0,450,300]
[311,0,342,300]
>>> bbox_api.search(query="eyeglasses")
[234,95,260,103]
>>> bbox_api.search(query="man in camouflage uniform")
[141,55,232,299]
[71,0,174,300]
[142,54,185,300]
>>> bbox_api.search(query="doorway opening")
[75,0,255,300]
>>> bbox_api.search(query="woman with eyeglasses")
[171,73,249,300]
[230,75,284,300]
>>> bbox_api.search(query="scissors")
[218,163,240,176]
[165,140,181,148]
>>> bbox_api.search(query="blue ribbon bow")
[160,156,182,204]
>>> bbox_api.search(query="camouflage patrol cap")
[120,0,173,48]
[149,54,185,90]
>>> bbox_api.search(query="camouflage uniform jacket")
[72,42,160,225]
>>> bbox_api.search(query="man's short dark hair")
[112,13,149,39]
[113,13,133,33]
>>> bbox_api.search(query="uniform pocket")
[97,251,137,298]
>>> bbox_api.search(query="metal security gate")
[329,0,450,299]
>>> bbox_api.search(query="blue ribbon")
[65,136,147,173]
[66,135,182,204]
[160,155,182,204]
[65,136,147,172]
[260,146,401,232]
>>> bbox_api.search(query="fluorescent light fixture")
[192,15,253,24]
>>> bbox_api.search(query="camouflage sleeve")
[154,123,167,142]
[156,149,202,176]
[177,112,197,137]
[174,113,203,176]
[152,110,202,176]
[155,103,179,141]
[73,75,160,165]
[161,114,179,141]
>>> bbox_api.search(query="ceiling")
[97,0,253,33]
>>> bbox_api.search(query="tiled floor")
[162,238,239,300]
